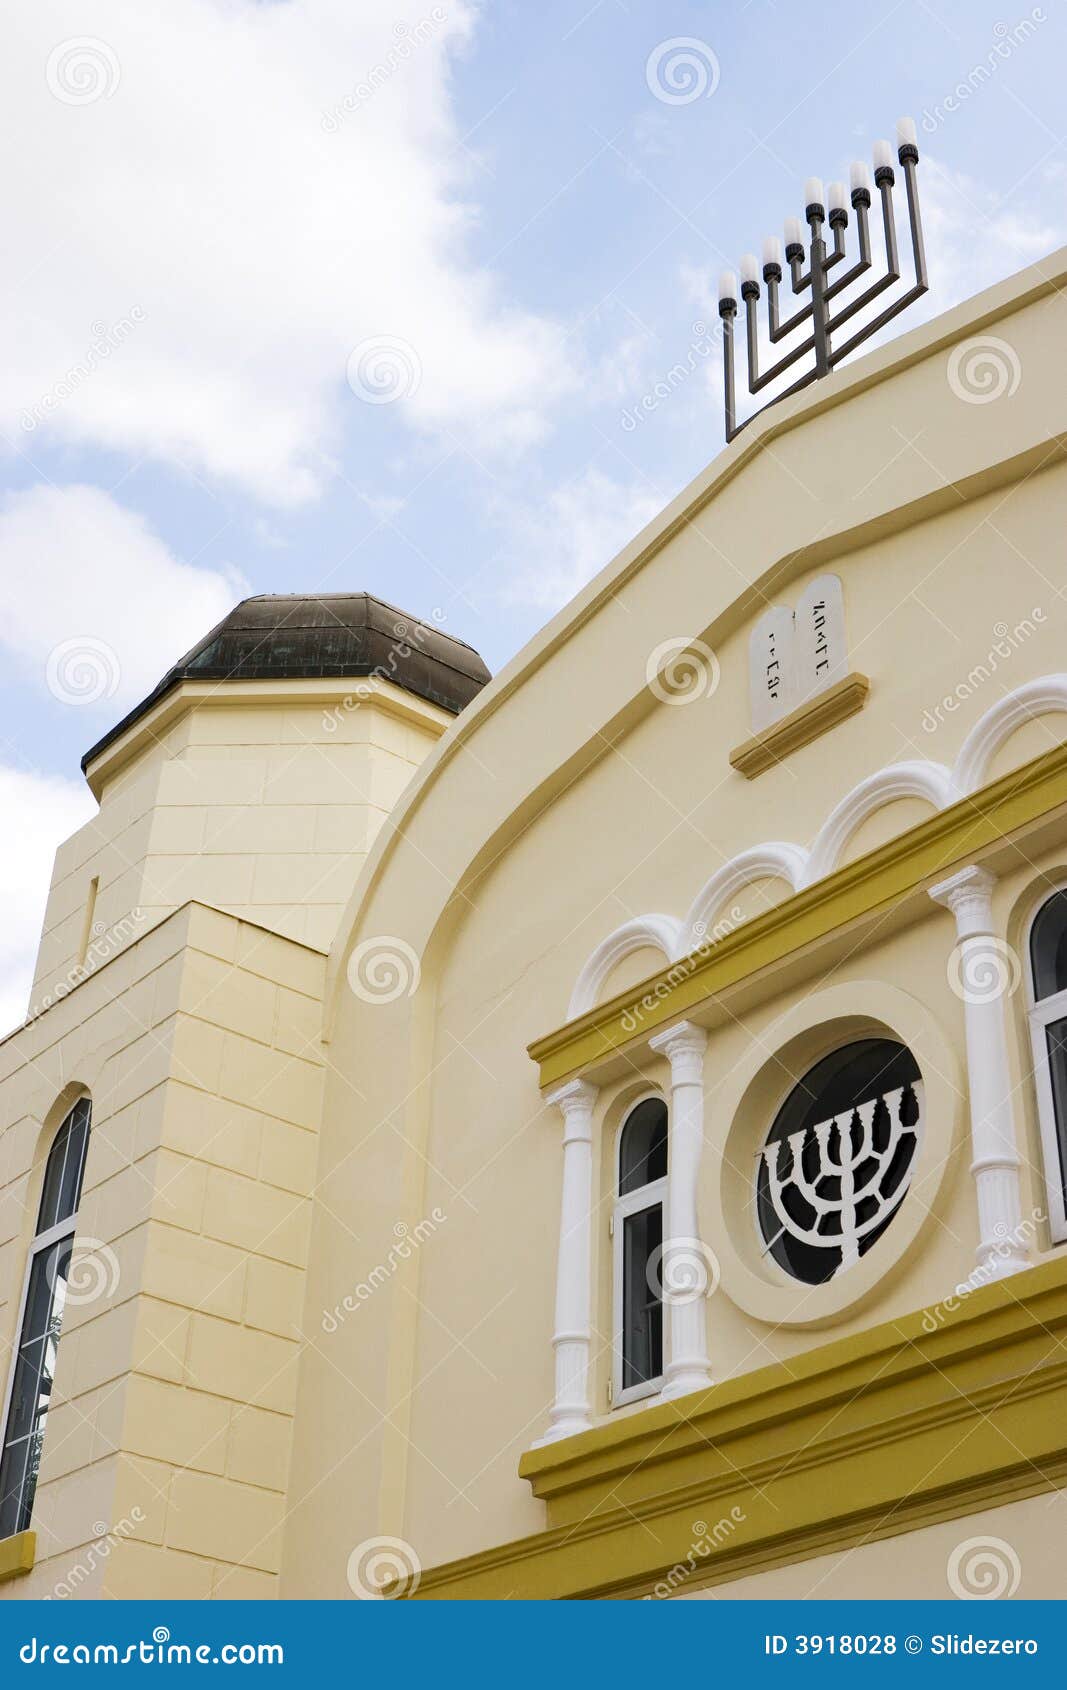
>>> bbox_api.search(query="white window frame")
[1024,883,1067,1245]
[611,1092,667,1409]
[0,1103,89,1540]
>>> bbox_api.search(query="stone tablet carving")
[748,605,797,734]
[794,575,846,701]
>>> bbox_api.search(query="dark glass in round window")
[755,1038,922,1285]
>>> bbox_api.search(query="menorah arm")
[824,198,873,303]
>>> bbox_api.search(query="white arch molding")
[803,761,953,886]
[567,915,680,1019]
[565,676,1067,1025]
[951,673,1067,797]
[677,843,808,957]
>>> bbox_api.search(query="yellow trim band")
[409,1255,1067,1599]
[0,1531,35,1584]
[529,738,1067,1089]
[729,672,870,779]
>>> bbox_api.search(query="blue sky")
[0,0,1064,1021]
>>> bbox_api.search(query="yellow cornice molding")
[729,672,870,779]
[0,1530,35,1584]
[528,738,1067,1089]
[409,1255,1067,1599]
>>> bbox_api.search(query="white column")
[649,1020,714,1398]
[929,865,1030,1277]
[539,1077,598,1443]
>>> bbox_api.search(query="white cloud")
[0,766,96,1038]
[498,466,667,609]
[0,483,246,710]
[2,1,572,505]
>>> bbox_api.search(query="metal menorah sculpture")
[718,118,928,442]
[761,1081,922,1276]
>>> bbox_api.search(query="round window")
[755,1038,922,1285]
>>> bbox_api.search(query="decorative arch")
[952,674,1067,797]
[804,761,953,885]
[677,842,808,957]
[568,915,681,1019]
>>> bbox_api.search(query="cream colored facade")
[4,250,1067,1599]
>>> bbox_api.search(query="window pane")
[619,1098,668,1195]
[1031,891,1067,1001]
[0,1235,72,1537]
[622,1202,663,1389]
[1044,1018,1067,1207]
[0,1436,33,1540]
[36,1099,91,1234]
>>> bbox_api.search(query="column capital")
[544,1076,598,1117]
[649,1019,708,1065]
[928,863,997,937]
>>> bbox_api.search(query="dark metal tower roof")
[82,593,491,772]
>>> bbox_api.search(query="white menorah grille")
[760,1081,923,1281]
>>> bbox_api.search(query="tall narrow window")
[1028,890,1067,1243]
[613,1096,667,1405]
[0,1098,92,1539]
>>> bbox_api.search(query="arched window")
[0,1098,91,1540]
[613,1096,667,1405]
[1027,890,1067,1243]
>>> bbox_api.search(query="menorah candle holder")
[718,118,928,442]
